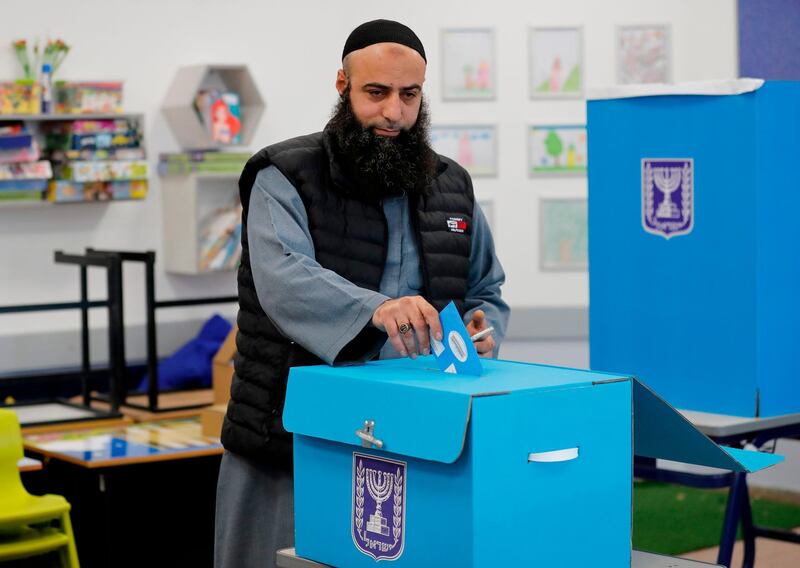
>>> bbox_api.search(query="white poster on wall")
[430,125,497,177]
[529,27,583,99]
[617,25,671,84]
[441,28,496,100]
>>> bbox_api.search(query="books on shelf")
[58,160,148,182]
[54,81,124,114]
[47,180,148,202]
[49,147,145,162]
[199,202,243,272]
[158,150,249,176]
[0,139,41,164]
[0,116,149,205]
[0,160,52,180]
[42,119,143,151]
[0,124,34,151]
[0,125,50,202]
[195,90,242,145]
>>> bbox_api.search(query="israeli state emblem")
[352,452,406,561]
[642,158,694,239]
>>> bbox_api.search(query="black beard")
[325,88,437,200]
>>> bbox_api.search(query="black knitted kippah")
[342,19,426,62]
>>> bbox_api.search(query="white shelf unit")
[161,172,240,275]
[161,64,265,150]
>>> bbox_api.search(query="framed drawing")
[529,27,583,99]
[441,28,496,100]
[617,24,671,84]
[539,198,588,271]
[430,125,497,177]
[528,125,587,176]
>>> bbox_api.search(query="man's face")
[336,43,426,137]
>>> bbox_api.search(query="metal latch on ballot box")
[355,420,384,449]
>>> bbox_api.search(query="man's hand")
[466,309,495,358]
[372,296,443,359]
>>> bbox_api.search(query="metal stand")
[58,248,237,413]
[1,248,236,415]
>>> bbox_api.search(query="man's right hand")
[372,296,443,359]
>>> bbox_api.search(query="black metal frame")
[634,421,800,568]
[1,248,236,415]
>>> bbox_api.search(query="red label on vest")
[446,217,467,233]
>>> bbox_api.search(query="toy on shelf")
[55,81,124,114]
[0,81,41,114]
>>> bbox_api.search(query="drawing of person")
[549,57,562,92]
[211,98,242,144]
[476,60,490,90]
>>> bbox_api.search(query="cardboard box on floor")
[283,356,783,567]
[213,325,237,404]
[201,325,237,438]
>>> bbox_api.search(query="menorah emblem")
[365,469,395,536]
[653,167,683,219]
[641,158,694,239]
[352,453,407,561]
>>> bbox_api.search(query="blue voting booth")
[283,357,781,567]
[588,80,800,418]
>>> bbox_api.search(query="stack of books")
[0,124,52,203]
[158,150,249,176]
[42,119,148,202]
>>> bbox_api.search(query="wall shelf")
[161,172,241,275]
[161,64,265,150]
[0,113,148,206]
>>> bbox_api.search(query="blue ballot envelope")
[588,80,800,417]
[283,357,782,567]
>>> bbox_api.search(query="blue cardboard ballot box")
[588,80,800,417]
[283,357,781,567]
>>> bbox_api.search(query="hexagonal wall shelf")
[161,64,265,150]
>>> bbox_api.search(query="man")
[214,19,508,568]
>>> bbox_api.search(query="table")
[22,417,224,568]
[275,548,722,567]
[635,409,800,568]
[69,389,215,422]
[18,456,42,472]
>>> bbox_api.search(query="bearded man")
[214,19,508,568]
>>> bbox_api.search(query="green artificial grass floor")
[633,481,800,555]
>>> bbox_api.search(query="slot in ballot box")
[283,356,781,568]
[588,80,800,417]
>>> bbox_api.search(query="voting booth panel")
[283,357,781,568]
[588,80,800,418]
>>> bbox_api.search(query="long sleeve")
[246,166,389,364]
[463,201,510,356]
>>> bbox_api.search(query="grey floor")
[499,339,800,494]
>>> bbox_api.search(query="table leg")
[739,475,756,568]
[717,472,746,567]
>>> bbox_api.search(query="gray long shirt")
[247,165,509,364]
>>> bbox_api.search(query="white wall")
[0,0,738,371]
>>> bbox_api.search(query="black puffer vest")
[221,129,475,465]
